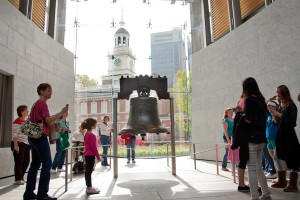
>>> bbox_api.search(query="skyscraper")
[151,29,186,88]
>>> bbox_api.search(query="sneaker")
[259,195,272,200]
[221,168,229,171]
[37,195,57,200]
[15,180,25,185]
[132,159,136,163]
[265,173,277,179]
[50,169,57,173]
[238,185,250,192]
[23,193,38,200]
[127,160,130,164]
[57,168,65,172]
[86,187,100,194]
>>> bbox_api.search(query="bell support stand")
[113,75,176,178]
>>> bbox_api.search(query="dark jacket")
[276,102,300,170]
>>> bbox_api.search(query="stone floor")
[0,156,299,200]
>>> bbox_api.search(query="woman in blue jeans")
[242,77,271,200]
[23,83,68,200]
[221,108,234,171]
[99,115,112,166]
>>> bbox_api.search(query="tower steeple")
[119,7,125,27]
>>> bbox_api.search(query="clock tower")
[102,15,136,87]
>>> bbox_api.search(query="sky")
[63,0,190,83]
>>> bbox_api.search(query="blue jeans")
[222,147,229,168]
[262,144,276,174]
[127,138,136,160]
[24,135,52,198]
[100,135,109,165]
[51,138,66,170]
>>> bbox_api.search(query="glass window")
[101,101,107,114]
[91,102,97,113]
[81,102,87,114]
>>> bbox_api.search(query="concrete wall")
[0,0,75,178]
[191,0,300,160]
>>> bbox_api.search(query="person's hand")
[61,106,69,114]
[270,95,277,101]
[14,145,19,153]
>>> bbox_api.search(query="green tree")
[76,74,99,88]
[169,70,192,140]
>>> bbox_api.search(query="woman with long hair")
[221,108,234,171]
[242,77,271,200]
[269,85,300,192]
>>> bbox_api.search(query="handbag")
[20,102,44,139]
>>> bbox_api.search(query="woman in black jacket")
[241,77,270,200]
[270,85,300,192]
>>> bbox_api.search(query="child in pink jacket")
[82,118,101,194]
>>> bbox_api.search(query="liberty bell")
[118,75,170,136]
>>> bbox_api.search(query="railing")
[64,141,237,192]
[186,143,237,183]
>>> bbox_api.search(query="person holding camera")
[99,115,112,166]
[270,85,300,192]
[121,133,136,164]
[23,83,68,200]
[51,112,71,173]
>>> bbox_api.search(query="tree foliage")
[76,74,99,88]
[169,70,192,138]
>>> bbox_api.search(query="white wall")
[0,0,75,178]
[191,0,300,160]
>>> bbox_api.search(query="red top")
[13,118,25,125]
[30,100,50,135]
[84,132,100,160]
[121,133,132,145]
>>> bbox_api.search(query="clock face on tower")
[114,58,121,67]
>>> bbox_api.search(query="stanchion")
[232,148,236,183]
[216,144,219,175]
[193,143,196,170]
[65,148,68,192]
[167,143,169,167]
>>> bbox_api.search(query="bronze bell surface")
[119,97,169,136]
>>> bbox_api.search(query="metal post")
[232,149,236,183]
[70,147,73,181]
[167,143,169,167]
[216,144,219,175]
[65,148,68,192]
[170,98,176,175]
[193,143,197,170]
[113,98,118,178]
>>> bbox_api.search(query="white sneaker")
[50,169,57,173]
[57,168,65,172]
[265,173,277,179]
[86,187,100,194]
[14,180,25,185]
